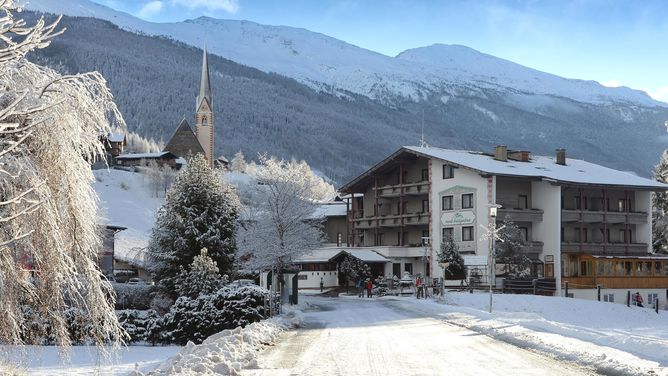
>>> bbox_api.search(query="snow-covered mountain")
[23,0,663,108]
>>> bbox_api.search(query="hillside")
[23,11,668,182]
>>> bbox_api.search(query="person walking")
[357,278,364,298]
[635,291,644,307]
[366,279,373,298]
[415,276,423,299]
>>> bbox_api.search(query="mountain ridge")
[23,0,664,108]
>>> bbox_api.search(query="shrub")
[114,284,156,310]
[160,285,270,345]
[117,309,161,344]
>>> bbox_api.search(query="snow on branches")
[237,155,326,274]
[147,154,240,293]
[0,1,125,348]
[653,150,668,253]
[437,236,465,280]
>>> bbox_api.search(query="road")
[242,296,597,376]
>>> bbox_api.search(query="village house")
[331,145,668,304]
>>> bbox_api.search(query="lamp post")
[487,204,503,313]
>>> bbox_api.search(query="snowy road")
[243,296,597,376]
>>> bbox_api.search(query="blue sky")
[93,0,668,102]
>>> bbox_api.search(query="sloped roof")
[340,146,668,192]
[294,248,390,264]
[116,151,176,159]
[163,118,205,159]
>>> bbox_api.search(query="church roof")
[197,46,212,109]
[163,118,205,159]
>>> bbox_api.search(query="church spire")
[197,44,212,108]
[195,44,215,168]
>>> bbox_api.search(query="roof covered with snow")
[295,248,389,264]
[108,131,126,143]
[310,202,347,219]
[116,151,175,159]
[341,146,668,192]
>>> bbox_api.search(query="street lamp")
[486,204,503,313]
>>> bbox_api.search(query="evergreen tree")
[148,154,240,293]
[174,248,228,299]
[653,150,668,253]
[437,236,465,280]
[496,216,531,279]
[338,255,371,291]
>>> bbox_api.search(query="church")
[163,46,219,168]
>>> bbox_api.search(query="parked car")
[126,277,148,285]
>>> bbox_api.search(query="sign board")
[463,255,487,266]
[441,210,476,226]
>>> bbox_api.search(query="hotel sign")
[441,210,476,226]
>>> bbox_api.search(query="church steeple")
[197,45,212,108]
[195,45,214,167]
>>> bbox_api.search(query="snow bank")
[148,310,303,375]
[392,293,668,376]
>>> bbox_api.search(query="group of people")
[356,278,374,298]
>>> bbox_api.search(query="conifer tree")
[148,154,240,293]
[174,248,228,299]
[338,255,371,291]
[496,216,531,278]
[437,236,465,279]
[230,150,247,172]
[653,150,668,253]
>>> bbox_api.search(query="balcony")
[497,208,543,222]
[561,242,649,255]
[352,212,430,229]
[561,210,648,224]
[373,181,430,197]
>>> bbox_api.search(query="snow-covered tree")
[125,131,163,153]
[143,160,178,198]
[148,154,240,293]
[496,216,531,279]
[653,150,668,253]
[437,236,465,280]
[0,2,124,348]
[338,255,371,291]
[174,248,228,299]
[237,155,325,294]
[230,150,247,172]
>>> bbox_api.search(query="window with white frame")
[442,195,453,210]
[462,226,474,241]
[648,293,658,306]
[442,165,454,179]
[462,193,473,209]
[442,227,454,241]
[603,293,614,303]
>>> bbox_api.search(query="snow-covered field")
[13,292,668,375]
[399,292,668,375]
[12,345,180,375]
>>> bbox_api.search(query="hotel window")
[619,229,626,243]
[442,227,454,241]
[336,233,342,247]
[518,195,528,209]
[422,199,429,213]
[603,294,614,303]
[580,261,593,276]
[462,193,473,209]
[462,226,474,241]
[442,165,454,179]
[596,261,604,276]
[519,227,529,242]
[421,169,429,181]
[625,261,633,276]
[442,195,453,210]
[648,293,659,306]
[422,230,430,246]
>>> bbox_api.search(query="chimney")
[494,145,507,162]
[556,149,566,165]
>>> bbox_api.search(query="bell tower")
[195,45,214,167]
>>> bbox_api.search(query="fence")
[503,278,557,295]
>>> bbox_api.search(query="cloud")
[172,0,239,13]
[138,1,164,18]
[646,86,668,104]
[600,79,621,88]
